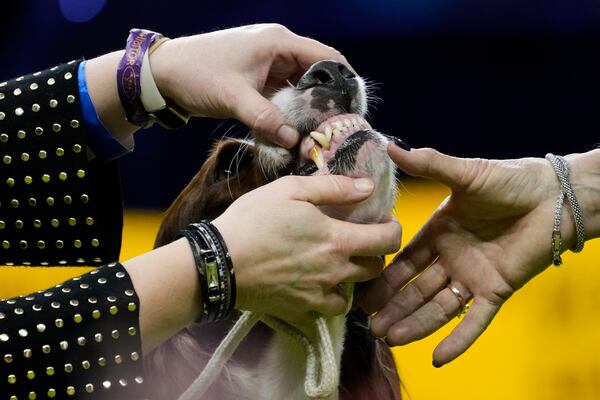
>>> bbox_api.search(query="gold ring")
[449,285,469,318]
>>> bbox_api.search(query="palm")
[361,149,560,366]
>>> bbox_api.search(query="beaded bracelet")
[178,221,236,322]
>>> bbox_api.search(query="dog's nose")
[297,60,356,90]
[296,61,357,112]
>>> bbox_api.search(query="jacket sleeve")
[0,60,123,267]
[0,263,148,399]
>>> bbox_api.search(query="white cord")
[178,283,354,400]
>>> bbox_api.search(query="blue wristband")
[78,61,132,162]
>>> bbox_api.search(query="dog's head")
[156,60,397,246]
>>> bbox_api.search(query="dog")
[144,60,401,400]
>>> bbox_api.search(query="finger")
[432,297,500,367]
[369,262,448,337]
[387,144,470,191]
[315,289,350,317]
[384,283,472,346]
[280,175,375,205]
[333,219,402,257]
[338,256,385,283]
[360,216,441,315]
[233,86,300,148]
[286,33,355,74]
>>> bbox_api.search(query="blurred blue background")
[2,0,599,208]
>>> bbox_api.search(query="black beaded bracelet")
[177,221,236,323]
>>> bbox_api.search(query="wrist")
[566,149,600,241]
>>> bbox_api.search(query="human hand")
[360,145,575,367]
[150,24,352,148]
[212,175,401,323]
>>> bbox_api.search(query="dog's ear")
[154,138,267,248]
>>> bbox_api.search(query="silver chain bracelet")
[545,154,586,266]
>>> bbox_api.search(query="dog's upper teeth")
[324,126,332,141]
[310,131,330,149]
[344,119,352,128]
[309,145,325,168]
[334,121,344,131]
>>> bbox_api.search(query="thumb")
[388,144,469,190]
[279,175,375,205]
[233,87,300,148]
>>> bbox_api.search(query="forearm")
[85,50,139,144]
[124,238,202,353]
[566,148,600,242]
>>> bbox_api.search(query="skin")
[360,144,600,367]
[83,24,401,353]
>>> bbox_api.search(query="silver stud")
[21,152,29,161]
[85,383,94,393]
[10,199,18,208]
[16,76,24,81]
[81,360,90,369]
[0,111,4,120]
[59,171,67,181]
[18,240,27,249]
[36,323,45,332]
[63,195,72,204]
[34,126,43,136]
[52,123,61,132]
[92,238,100,247]
[98,357,106,366]
[47,388,56,398]
[94,257,103,263]
[51,219,59,227]
[135,376,144,384]
[77,336,86,346]
[94,333,103,342]
[74,314,83,323]
[0,133,7,142]
[60,341,68,350]
[8,374,16,384]
[74,239,82,248]
[31,103,40,112]
[13,88,21,96]
[116,271,126,278]
[80,283,89,289]
[64,72,73,80]
[102,380,112,389]
[0,221,4,229]
[119,378,128,386]
[61,287,71,294]
[14,308,23,315]
[37,240,46,249]
[0,312,4,319]
[107,296,117,302]
[69,299,78,306]
[55,318,64,328]
[23,348,32,358]
[47,78,55,85]
[114,354,123,364]
[42,173,50,182]
[77,169,85,178]
[32,304,42,311]
[26,370,35,379]
[49,99,58,108]
[109,305,118,315]
[46,366,54,376]
[70,119,79,128]
[66,386,75,396]
[2,240,9,249]
[19,328,28,337]
[15,107,24,116]
[15,220,23,229]
[42,345,51,354]
[66,94,75,103]
[0,333,9,341]
[98,277,107,284]
[56,147,64,156]
[30,82,38,90]
[131,351,139,361]
[24,175,32,185]
[0,92,3,100]
[64,363,73,373]
[6,177,15,186]
[17,129,26,139]
[111,330,119,339]
[88,297,97,304]
[81,194,90,203]
[68,217,76,226]
[44,292,53,297]
[28,198,37,207]
[0,81,5,86]
[50,66,58,71]
[4,353,13,363]
[3,155,11,164]
[92,309,101,319]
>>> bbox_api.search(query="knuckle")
[265,23,290,36]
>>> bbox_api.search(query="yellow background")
[1,180,599,400]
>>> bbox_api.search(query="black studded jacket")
[0,62,147,399]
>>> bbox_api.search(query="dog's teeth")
[334,121,344,130]
[324,126,332,141]
[309,146,325,168]
[333,128,342,136]
[310,131,330,149]
[344,119,352,128]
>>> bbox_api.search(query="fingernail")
[432,360,442,368]
[276,124,300,148]
[354,178,374,192]
[392,137,410,151]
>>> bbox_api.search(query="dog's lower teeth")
[309,146,325,168]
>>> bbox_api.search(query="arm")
[360,145,600,367]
